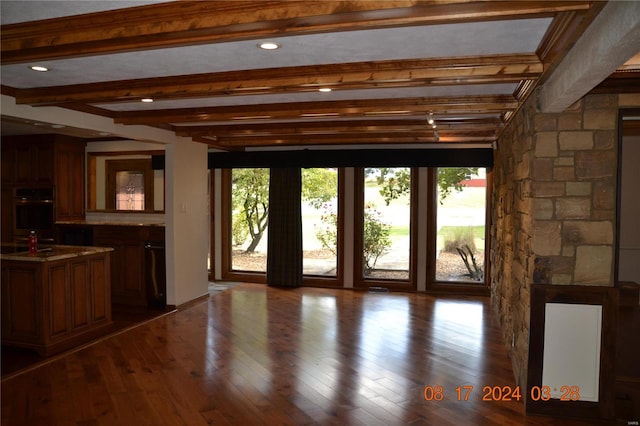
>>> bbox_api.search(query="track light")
[427,113,439,141]
[427,113,435,125]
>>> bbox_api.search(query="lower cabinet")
[1,252,112,356]
[92,225,165,308]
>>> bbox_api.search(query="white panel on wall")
[542,303,602,402]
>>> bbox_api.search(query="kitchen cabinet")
[91,224,165,308]
[1,187,12,242]
[1,245,113,356]
[53,140,85,220]
[1,139,53,185]
[1,134,86,241]
[1,134,86,218]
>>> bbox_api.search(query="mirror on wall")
[87,150,165,213]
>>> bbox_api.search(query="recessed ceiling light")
[51,124,66,129]
[30,65,49,72]
[258,41,281,50]
[141,98,154,103]
[318,88,332,92]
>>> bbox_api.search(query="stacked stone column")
[491,91,622,389]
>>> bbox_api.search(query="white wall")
[165,141,209,305]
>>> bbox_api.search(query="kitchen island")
[1,244,113,356]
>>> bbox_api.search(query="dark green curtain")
[267,167,302,287]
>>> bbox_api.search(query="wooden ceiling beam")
[14,54,541,106]
[209,132,495,147]
[197,126,498,139]
[1,1,593,64]
[114,95,516,125]
[175,120,501,137]
[219,130,494,140]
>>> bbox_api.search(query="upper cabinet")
[2,138,54,185]
[1,134,86,221]
[54,139,86,220]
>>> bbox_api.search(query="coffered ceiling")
[0,1,636,150]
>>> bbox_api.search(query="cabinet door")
[15,144,33,184]
[1,187,13,243]
[94,227,146,306]
[14,142,53,185]
[34,142,54,184]
[1,146,16,184]
[48,263,70,338]
[90,255,111,323]
[1,265,42,343]
[1,136,55,186]
[70,260,91,330]
[55,143,85,220]
[119,241,146,305]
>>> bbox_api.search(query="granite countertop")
[0,244,114,262]
[56,220,165,227]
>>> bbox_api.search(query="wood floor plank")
[1,284,620,425]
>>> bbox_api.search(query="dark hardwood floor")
[1,306,170,378]
[0,284,630,425]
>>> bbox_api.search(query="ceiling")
[1,1,638,150]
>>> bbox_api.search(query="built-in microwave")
[13,187,55,243]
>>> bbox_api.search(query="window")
[302,168,338,276]
[115,171,145,210]
[357,167,412,283]
[229,168,269,273]
[106,159,154,211]
[219,165,490,292]
[434,167,487,284]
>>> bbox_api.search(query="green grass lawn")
[389,224,410,237]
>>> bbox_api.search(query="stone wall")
[531,94,618,286]
[491,91,628,389]
[491,92,537,389]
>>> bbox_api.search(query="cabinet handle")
[144,242,164,249]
